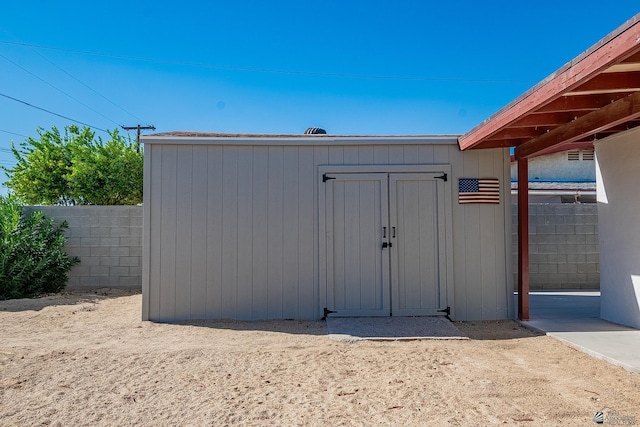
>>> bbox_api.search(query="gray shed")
[141,133,512,322]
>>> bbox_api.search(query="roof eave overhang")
[458,13,640,158]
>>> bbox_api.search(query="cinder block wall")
[512,203,599,290]
[24,206,143,290]
[26,203,597,291]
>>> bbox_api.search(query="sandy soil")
[0,289,639,426]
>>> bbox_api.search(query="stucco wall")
[509,150,596,181]
[595,127,640,329]
[511,204,599,290]
[24,206,142,290]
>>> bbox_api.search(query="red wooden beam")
[620,50,640,63]
[567,71,640,95]
[510,112,587,128]
[459,14,640,151]
[535,93,631,113]
[487,127,550,140]
[462,139,517,149]
[516,91,640,159]
[517,158,529,321]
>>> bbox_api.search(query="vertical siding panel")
[388,145,404,164]
[175,147,193,320]
[417,145,434,163]
[315,146,329,318]
[463,150,483,320]
[332,181,346,309]
[142,144,151,320]
[403,145,419,164]
[451,147,468,320]
[267,146,284,318]
[328,146,344,164]
[206,146,224,318]
[252,147,269,320]
[298,146,315,318]
[343,146,358,164]
[221,146,239,318]
[441,146,454,315]
[344,181,360,309]
[358,145,374,165]
[236,147,254,320]
[282,147,300,318]
[433,145,450,164]
[373,146,389,164]
[396,181,408,309]
[190,145,208,319]
[497,148,510,318]
[359,180,377,309]
[159,145,178,321]
[148,146,163,320]
[478,149,498,320]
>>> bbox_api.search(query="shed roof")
[459,14,640,159]
[148,131,458,138]
[142,132,460,146]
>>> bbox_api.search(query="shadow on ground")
[176,318,329,336]
[0,288,139,313]
[455,320,544,340]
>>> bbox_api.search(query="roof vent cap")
[304,127,327,135]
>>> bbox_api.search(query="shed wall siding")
[595,127,640,329]
[143,141,511,321]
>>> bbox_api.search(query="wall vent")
[582,149,595,161]
[567,150,580,161]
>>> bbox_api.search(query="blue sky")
[0,1,638,181]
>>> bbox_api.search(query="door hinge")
[321,307,337,320]
[438,306,451,321]
[436,173,447,182]
[323,174,336,182]
[438,306,451,315]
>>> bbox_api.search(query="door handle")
[392,227,396,238]
[383,226,387,238]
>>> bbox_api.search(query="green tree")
[3,125,143,205]
[67,129,143,205]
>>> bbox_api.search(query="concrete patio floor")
[516,291,640,373]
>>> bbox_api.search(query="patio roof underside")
[458,14,640,159]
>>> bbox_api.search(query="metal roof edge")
[141,134,461,146]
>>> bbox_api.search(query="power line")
[0,40,535,84]
[0,92,108,133]
[0,52,121,127]
[0,129,27,138]
[20,44,152,126]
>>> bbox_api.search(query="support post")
[517,155,530,321]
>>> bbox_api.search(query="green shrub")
[0,195,79,299]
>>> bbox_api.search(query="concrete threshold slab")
[327,316,468,342]
[519,317,640,373]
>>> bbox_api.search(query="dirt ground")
[0,289,638,426]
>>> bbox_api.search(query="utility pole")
[121,125,156,152]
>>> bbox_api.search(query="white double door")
[325,172,447,317]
